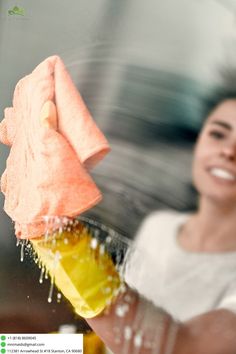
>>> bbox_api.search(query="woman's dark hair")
[201,66,236,124]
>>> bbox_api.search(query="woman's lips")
[209,167,236,181]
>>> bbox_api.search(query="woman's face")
[192,99,236,205]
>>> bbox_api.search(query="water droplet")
[55,216,60,223]
[90,238,98,249]
[116,252,122,264]
[103,287,111,294]
[115,304,129,317]
[101,224,107,231]
[105,298,112,307]
[43,215,50,224]
[124,294,133,303]
[48,279,54,303]
[20,241,25,262]
[113,288,120,297]
[57,292,62,303]
[134,333,142,348]
[62,216,69,225]
[39,267,45,284]
[99,244,105,255]
[120,283,127,293]
[44,229,50,243]
[94,229,100,239]
[54,251,61,263]
[106,236,112,244]
[124,326,132,340]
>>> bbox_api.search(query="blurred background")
[0,0,236,340]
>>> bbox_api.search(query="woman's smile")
[207,166,236,182]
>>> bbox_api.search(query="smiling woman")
[85,93,236,354]
[193,99,236,208]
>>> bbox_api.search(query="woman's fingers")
[0,119,11,146]
[0,170,7,194]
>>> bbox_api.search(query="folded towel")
[0,55,110,239]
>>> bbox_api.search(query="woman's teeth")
[210,168,236,181]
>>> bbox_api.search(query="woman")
[87,97,236,354]
[2,57,236,353]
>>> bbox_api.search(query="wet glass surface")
[1,0,236,352]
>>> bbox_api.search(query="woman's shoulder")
[134,209,187,246]
[140,209,185,227]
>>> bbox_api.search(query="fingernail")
[40,101,58,130]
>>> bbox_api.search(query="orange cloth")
[0,55,110,239]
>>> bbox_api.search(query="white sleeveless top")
[125,210,236,321]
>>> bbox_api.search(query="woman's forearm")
[86,286,177,354]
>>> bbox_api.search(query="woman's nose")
[220,142,236,161]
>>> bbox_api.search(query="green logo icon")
[1,343,5,348]
[1,349,5,353]
[8,6,25,16]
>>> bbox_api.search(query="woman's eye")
[209,130,225,139]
